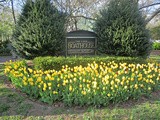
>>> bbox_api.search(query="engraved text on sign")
[67,38,96,55]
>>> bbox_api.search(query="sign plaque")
[66,30,97,56]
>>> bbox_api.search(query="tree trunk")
[11,0,16,24]
[74,19,78,30]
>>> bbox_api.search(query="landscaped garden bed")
[4,57,160,106]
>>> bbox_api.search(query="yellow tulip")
[134,84,138,89]
[43,87,46,91]
[103,87,105,90]
[37,77,42,82]
[30,82,34,86]
[82,91,86,95]
[148,87,151,91]
[28,68,33,73]
[38,85,41,88]
[57,84,60,87]
[68,86,72,92]
[53,91,58,94]
[48,83,52,87]
[111,81,114,85]
[92,81,97,88]
[79,84,82,88]
[23,81,27,86]
[124,86,127,89]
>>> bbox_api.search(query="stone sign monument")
[66,30,97,56]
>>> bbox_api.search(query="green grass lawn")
[1,63,160,120]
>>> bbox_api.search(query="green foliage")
[153,42,160,50]
[33,56,152,70]
[150,24,160,40]
[0,48,11,56]
[12,0,66,59]
[94,0,152,57]
[0,40,8,50]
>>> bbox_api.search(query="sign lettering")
[66,38,96,55]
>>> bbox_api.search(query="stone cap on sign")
[66,30,97,38]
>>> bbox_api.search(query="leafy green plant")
[153,42,160,50]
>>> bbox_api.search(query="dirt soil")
[0,56,18,63]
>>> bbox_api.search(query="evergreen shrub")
[94,0,152,57]
[12,0,66,59]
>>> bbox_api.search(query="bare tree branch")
[0,0,6,2]
[71,15,96,21]
[0,3,4,6]
[139,2,160,10]
[145,8,160,24]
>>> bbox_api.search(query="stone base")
[150,50,160,56]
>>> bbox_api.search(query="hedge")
[33,56,153,71]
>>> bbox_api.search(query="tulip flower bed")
[4,60,160,106]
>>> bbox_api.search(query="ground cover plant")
[4,59,160,106]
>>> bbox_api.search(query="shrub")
[5,60,160,106]
[12,0,66,59]
[153,42,160,50]
[94,0,152,57]
[33,56,153,70]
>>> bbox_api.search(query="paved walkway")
[0,56,18,64]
